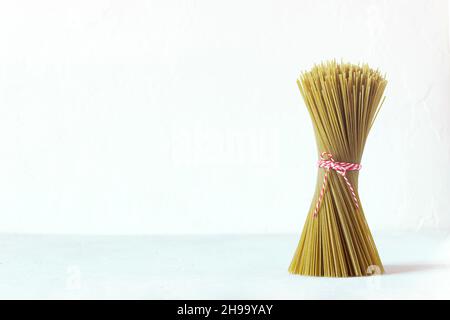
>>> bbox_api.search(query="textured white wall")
[0,0,449,234]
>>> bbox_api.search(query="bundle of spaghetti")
[289,61,387,277]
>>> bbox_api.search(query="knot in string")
[314,152,361,218]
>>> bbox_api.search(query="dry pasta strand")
[289,61,386,277]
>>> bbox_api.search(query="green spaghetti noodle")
[289,61,386,277]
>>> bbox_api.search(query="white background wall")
[0,0,449,235]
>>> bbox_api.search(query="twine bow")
[313,152,361,218]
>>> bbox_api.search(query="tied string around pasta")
[313,152,361,218]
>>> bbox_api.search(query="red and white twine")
[313,152,361,218]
